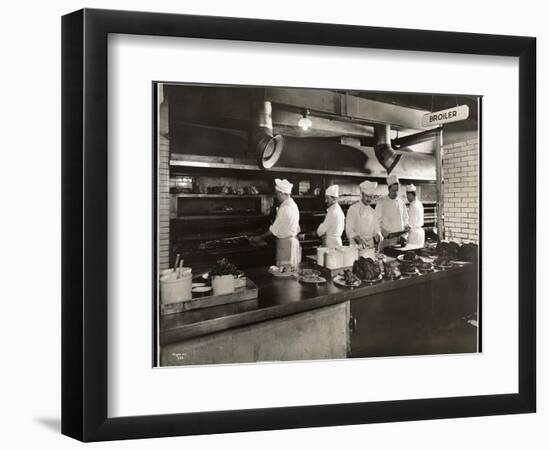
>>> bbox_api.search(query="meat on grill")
[198,236,250,250]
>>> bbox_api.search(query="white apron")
[276,236,302,267]
[407,228,425,246]
[323,235,343,249]
[407,199,424,246]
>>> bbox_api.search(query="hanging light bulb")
[298,108,312,131]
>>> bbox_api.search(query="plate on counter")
[397,254,433,262]
[268,266,297,278]
[270,270,296,278]
[298,269,321,278]
[401,269,420,277]
[361,274,383,284]
[333,274,361,288]
[299,275,327,284]
[191,286,213,295]
[383,271,402,280]
[450,260,469,266]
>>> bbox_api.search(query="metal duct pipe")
[392,128,441,149]
[250,98,284,169]
[373,124,402,174]
[359,127,440,155]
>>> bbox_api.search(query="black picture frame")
[62,8,536,442]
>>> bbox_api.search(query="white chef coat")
[270,197,300,238]
[345,201,380,248]
[375,195,409,236]
[317,202,345,248]
[407,199,425,246]
[269,197,301,266]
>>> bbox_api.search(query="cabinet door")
[429,267,479,354]
[431,268,478,321]
[349,281,433,358]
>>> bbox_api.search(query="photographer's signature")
[171,352,187,361]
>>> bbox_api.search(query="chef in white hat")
[250,178,301,266]
[345,180,381,248]
[374,174,410,248]
[316,185,345,248]
[406,184,425,246]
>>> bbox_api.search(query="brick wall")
[442,138,479,243]
[158,94,170,270]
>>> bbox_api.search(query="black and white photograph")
[154,83,481,367]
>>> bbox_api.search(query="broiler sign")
[422,104,469,127]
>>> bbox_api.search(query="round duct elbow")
[373,124,402,174]
[250,99,284,169]
[253,129,284,169]
[374,143,402,174]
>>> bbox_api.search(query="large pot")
[160,268,192,304]
[342,246,359,267]
[325,249,344,269]
[316,247,328,266]
[212,274,235,296]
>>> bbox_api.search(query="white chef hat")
[386,174,400,186]
[325,185,339,198]
[359,180,378,195]
[406,184,416,192]
[274,178,293,194]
